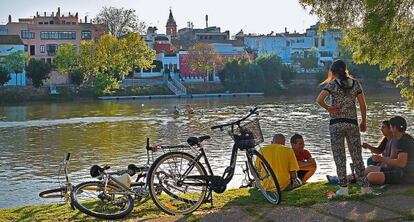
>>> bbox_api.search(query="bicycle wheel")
[147,151,208,215]
[71,181,134,220]
[39,187,67,198]
[247,149,281,204]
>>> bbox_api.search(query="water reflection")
[0,95,412,208]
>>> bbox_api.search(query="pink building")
[5,7,107,65]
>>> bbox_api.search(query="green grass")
[0,182,408,222]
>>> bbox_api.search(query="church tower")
[166,9,177,38]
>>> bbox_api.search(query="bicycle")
[39,153,76,209]
[147,107,281,215]
[70,138,158,220]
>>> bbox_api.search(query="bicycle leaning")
[39,153,75,209]
[70,138,157,220]
[146,107,281,215]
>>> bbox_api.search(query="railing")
[166,78,187,95]
[171,78,187,95]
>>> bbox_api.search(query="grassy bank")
[2,182,411,222]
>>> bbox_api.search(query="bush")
[26,59,51,88]
[0,65,11,86]
[69,71,84,86]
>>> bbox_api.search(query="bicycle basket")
[229,118,264,146]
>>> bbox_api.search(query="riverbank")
[1,182,413,221]
[0,80,400,105]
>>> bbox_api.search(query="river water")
[0,94,412,208]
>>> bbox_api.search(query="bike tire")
[147,151,208,215]
[71,181,134,220]
[39,187,67,198]
[247,149,281,205]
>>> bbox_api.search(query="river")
[0,94,412,208]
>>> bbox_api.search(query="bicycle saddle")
[127,164,148,176]
[187,135,211,146]
[90,165,110,177]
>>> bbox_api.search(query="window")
[49,21,54,25]
[81,31,91,40]
[40,45,45,53]
[24,44,28,52]
[21,30,35,39]
[38,22,43,25]
[321,38,325,47]
[44,22,48,25]
[286,41,290,47]
[62,20,66,24]
[30,45,35,56]
[46,44,57,56]
[40,58,46,63]
[47,58,52,64]
[40,31,76,40]
[314,38,319,47]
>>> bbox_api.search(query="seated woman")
[363,120,397,175]
[367,116,414,185]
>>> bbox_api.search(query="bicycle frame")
[178,108,260,192]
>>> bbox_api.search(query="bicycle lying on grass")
[70,138,158,220]
[146,107,281,215]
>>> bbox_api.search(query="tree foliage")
[54,33,155,95]
[219,55,296,94]
[94,6,146,38]
[300,0,414,105]
[291,48,319,73]
[0,65,11,86]
[3,50,26,85]
[186,43,219,81]
[27,59,51,88]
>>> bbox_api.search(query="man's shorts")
[381,167,404,184]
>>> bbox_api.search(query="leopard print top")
[323,79,363,120]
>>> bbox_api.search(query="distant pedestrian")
[316,59,370,195]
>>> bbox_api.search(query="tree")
[299,0,414,105]
[54,44,79,74]
[0,65,11,86]
[186,43,219,82]
[4,51,26,86]
[94,6,146,38]
[291,48,319,73]
[54,33,155,95]
[26,59,51,88]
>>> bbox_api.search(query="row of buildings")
[0,8,342,87]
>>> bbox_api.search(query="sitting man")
[290,134,317,183]
[367,116,414,185]
[259,134,301,191]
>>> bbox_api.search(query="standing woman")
[316,60,370,195]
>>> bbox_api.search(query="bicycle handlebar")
[211,107,258,130]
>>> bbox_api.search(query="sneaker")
[335,186,349,196]
[361,186,373,195]
[326,175,339,185]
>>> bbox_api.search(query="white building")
[0,35,26,86]
[243,23,343,66]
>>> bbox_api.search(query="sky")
[0,0,318,36]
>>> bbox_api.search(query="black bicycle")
[147,107,281,215]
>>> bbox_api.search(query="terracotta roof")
[0,35,23,45]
